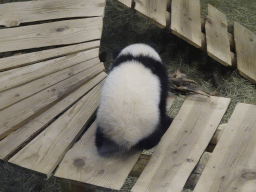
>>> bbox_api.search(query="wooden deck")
[1,0,256,192]
[118,0,256,83]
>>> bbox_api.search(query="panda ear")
[148,43,159,53]
[112,48,122,60]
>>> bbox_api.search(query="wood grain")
[0,72,106,161]
[171,0,202,48]
[9,81,105,177]
[234,22,256,84]
[0,17,103,53]
[132,95,231,192]
[0,48,99,93]
[0,64,104,140]
[134,0,168,26]
[0,57,101,110]
[194,103,256,192]
[116,0,237,67]
[0,0,105,27]
[0,41,100,72]
[205,4,232,67]
[55,121,142,190]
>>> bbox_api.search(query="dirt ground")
[0,0,256,191]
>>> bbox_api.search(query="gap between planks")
[0,0,105,27]
[0,17,103,53]
[194,103,256,192]
[131,94,231,192]
[0,57,102,110]
[0,48,99,93]
[0,41,100,72]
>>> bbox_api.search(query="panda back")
[97,61,161,150]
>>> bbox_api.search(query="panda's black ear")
[148,43,159,53]
[112,48,122,60]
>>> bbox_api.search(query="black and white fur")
[95,43,172,154]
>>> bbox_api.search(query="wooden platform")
[117,0,256,84]
[1,1,256,192]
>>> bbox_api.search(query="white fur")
[118,43,162,62]
[97,61,161,150]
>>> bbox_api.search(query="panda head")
[112,43,161,62]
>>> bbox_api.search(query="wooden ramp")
[1,1,256,192]
[0,0,106,168]
[194,103,256,192]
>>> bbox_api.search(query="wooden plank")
[131,95,231,192]
[118,0,132,7]
[0,0,105,27]
[54,93,176,190]
[234,22,256,84]
[54,121,142,190]
[0,17,103,53]
[0,48,99,93]
[0,41,100,72]
[9,81,104,177]
[134,0,168,26]
[171,0,202,48]
[194,103,256,192]
[0,63,104,140]
[0,72,107,161]
[205,4,232,67]
[0,57,101,110]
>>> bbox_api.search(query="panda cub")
[95,43,172,154]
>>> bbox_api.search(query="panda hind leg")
[134,116,173,150]
[95,126,121,156]
[163,115,173,132]
[95,126,105,148]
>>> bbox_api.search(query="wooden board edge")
[0,65,105,141]
[0,41,100,72]
[0,72,107,161]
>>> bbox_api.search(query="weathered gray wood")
[0,57,101,110]
[0,72,107,161]
[234,22,256,84]
[0,41,100,72]
[0,63,104,140]
[0,17,103,53]
[55,121,142,190]
[205,4,232,67]
[0,48,99,93]
[9,81,105,177]
[132,95,231,192]
[194,103,256,192]
[0,0,105,27]
[171,0,202,48]
[134,0,168,26]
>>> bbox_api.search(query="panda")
[95,43,172,154]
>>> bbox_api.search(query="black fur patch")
[95,126,105,148]
[112,48,122,60]
[135,116,173,150]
